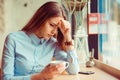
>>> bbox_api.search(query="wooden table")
[53,66,119,80]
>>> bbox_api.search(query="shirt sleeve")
[54,45,80,74]
[1,34,31,80]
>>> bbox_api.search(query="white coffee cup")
[50,60,69,69]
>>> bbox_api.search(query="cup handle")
[65,62,69,68]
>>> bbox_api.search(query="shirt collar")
[28,33,47,45]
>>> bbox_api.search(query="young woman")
[2,1,79,80]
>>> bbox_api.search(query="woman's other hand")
[31,63,65,80]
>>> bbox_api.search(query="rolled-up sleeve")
[54,45,79,74]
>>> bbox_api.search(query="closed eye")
[50,23,58,28]
[50,23,56,27]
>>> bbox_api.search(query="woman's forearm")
[66,50,80,74]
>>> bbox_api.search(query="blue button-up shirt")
[2,31,79,80]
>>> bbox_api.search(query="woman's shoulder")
[6,31,28,40]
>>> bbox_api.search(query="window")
[98,0,120,70]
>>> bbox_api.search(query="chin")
[45,37,51,40]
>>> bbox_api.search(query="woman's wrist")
[64,35,72,42]
[64,40,74,50]
[64,41,73,46]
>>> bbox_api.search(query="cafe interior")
[0,0,120,80]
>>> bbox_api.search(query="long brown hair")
[22,1,67,47]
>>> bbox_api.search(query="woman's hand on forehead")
[58,19,71,33]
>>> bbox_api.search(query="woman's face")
[37,16,63,40]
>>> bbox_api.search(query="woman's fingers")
[41,63,64,79]
[59,20,71,34]
[49,63,64,74]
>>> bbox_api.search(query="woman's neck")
[34,31,43,39]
